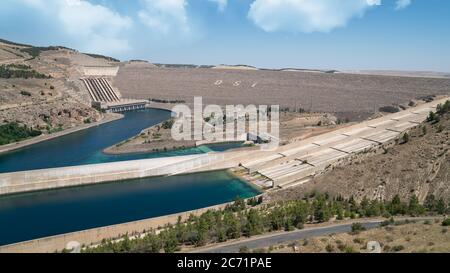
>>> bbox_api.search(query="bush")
[427,111,438,123]
[442,218,450,226]
[402,133,410,144]
[391,245,405,252]
[325,244,335,253]
[351,223,366,234]
[239,246,249,253]
[20,90,31,96]
[344,245,357,253]
[162,119,174,129]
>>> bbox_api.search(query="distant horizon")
[4,36,450,75]
[1,0,449,73]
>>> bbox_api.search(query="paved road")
[189,217,439,253]
[190,221,382,253]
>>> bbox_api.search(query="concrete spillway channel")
[240,99,446,189]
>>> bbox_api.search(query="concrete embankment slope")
[0,151,249,196]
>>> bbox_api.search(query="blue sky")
[1,0,450,72]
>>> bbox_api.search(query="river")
[0,108,259,246]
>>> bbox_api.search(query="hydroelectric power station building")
[81,66,147,113]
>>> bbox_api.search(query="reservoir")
[0,170,260,246]
[0,108,258,246]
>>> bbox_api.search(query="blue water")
[0,108,256,246]
[0,109,244,173]
[0,171,260,246]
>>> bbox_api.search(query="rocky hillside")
[271,103,450,203]
[0,39,109,139]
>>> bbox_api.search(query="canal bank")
[0,194,263,253]
[0,170,260,248]
[0,112,124,155]
[0,108,172,173]
[0,107,263,251]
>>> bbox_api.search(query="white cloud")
[16,0,132,55]
[138,0,189,34]
[248,0,382,33]
[208,0,228,11]
[395,0,411,10]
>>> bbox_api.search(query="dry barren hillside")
[271,110,450,203]
[0,39,115,143]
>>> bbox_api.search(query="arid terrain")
[270,111,450,203]
[104,111,342,154]
[0,40,116,143]
[262,218,450,253]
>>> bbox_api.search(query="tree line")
[427,100,450,123]
[83,193,449,253]
[0,122,42,145]
[0,64,51,79]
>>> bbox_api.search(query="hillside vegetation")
[0,122,42,145]
[0,64,51,79]
[83,191,449,253]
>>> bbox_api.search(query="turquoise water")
[0,108,257,246]
[0,171,260,246]
[0,109,244,173]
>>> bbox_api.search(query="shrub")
[402,133,410,144]
[325,244,335,253]
[344,245,357,253]
[20,90,31,96]
[427,111,438,123]
[442,218,450,226]
[391,245,405,252]
[351,223,366,234]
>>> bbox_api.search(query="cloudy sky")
[1,0,449,72]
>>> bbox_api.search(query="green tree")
[388,195,407,215]
[244,209,263,237]
[402,132,410,144]
[162,227,179,253]
[427,111,437,123]
[436,198,447,215]
[313,196,332,222]
[223,211,240,239]
[142,232,162,253]
[408,195,424,216]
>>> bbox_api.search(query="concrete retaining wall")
[0,200,244,253]
[0,152,235,196]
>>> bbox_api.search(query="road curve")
[188,217,438,253]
